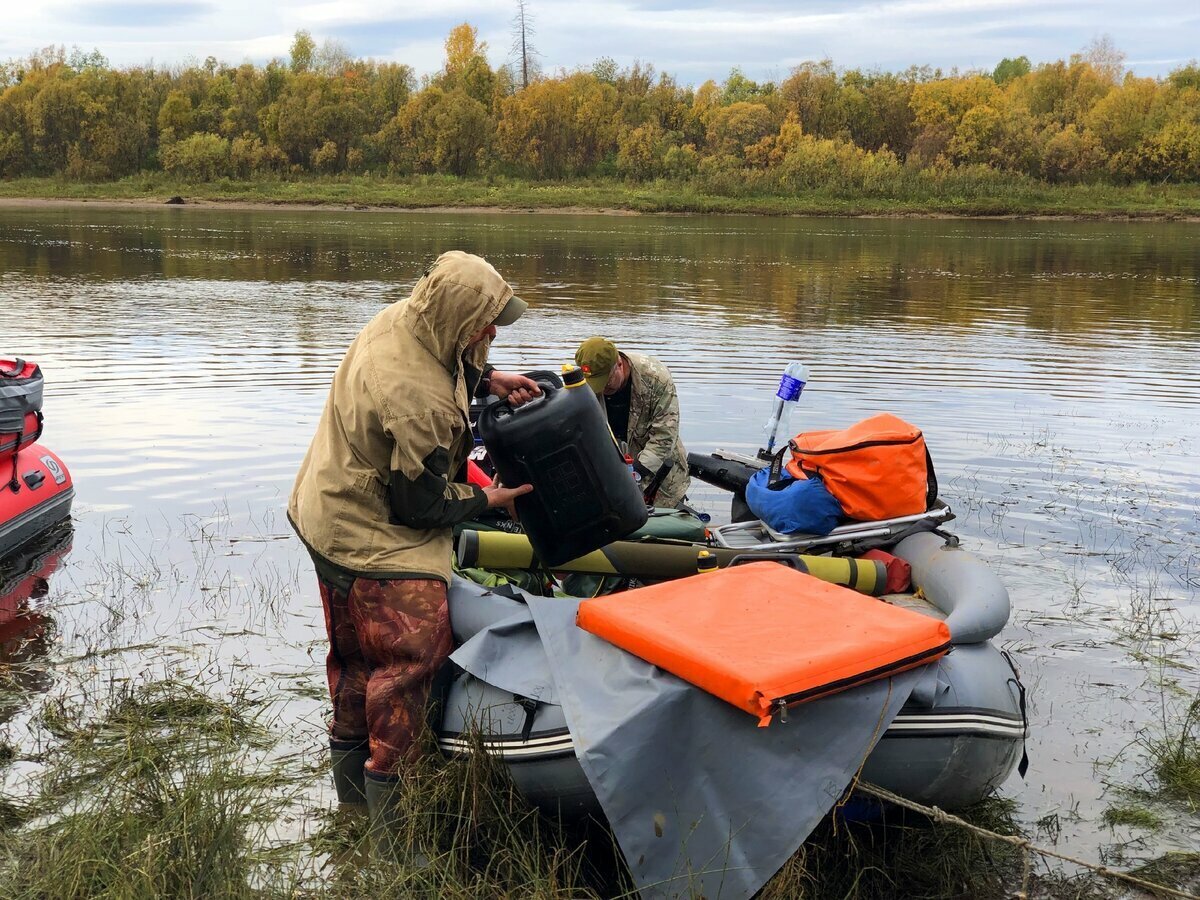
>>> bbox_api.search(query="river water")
[2,204,1198,873]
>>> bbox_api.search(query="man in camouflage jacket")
[575,337,690,507]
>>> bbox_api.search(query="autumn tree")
[3,33,1200,184]
[993,56,1031,84]
[780,61,843,138]
[495,73,619,176]
[445,24,487,77]
[617,121,672,178]
[1080,35,1126,85]
[290,31,316,74]
[705,102,778,158]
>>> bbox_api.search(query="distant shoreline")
[2,178,1199,222]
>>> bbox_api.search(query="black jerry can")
[477,366,648,566]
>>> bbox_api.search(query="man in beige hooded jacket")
[289,251,535,826]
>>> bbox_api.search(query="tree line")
[1,27,1198,187]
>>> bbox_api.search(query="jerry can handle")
[490,385,553,417]
[484,369,561,418]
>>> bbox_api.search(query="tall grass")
[308,733,622,899]
[0,678,290,899]
[0,674,618,899]
[757,799,1026,900]
[1148,697,1200,808]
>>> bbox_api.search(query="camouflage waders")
[318,574,452,776]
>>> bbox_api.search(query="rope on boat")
[853,781,1200,900]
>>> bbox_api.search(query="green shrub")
[161,132,230,181]
[311,139,339,172]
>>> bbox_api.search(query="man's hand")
[488,371,542,407]
[483,475,533,520]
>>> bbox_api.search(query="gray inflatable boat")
[438,518,1027,814]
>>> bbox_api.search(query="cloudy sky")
[3,0,1196,82]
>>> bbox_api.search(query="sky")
[2,0,1197,83]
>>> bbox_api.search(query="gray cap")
[493,294,528,326]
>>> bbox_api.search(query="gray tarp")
[450,582,923,900]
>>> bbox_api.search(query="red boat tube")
[0,443,74,558]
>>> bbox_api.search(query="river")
[2,204,1198,874]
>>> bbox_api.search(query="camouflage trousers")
[317,574,452,776]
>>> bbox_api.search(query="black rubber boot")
[329,738,368,806]
[364,768,403,860]
[364,768,430,867]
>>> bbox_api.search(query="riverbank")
[3,174,1200,219]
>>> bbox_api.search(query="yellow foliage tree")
[617,121,667,179]
[1040,124,1106,181]
[496,74,618,177]
[1137,121,1200,181]
[1086,78,1162,155]
[911,76,1000,131]
[445,23,487,76]
[705,102,778,158]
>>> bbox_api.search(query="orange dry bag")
[783,413,937,521]
[577,561,951,726]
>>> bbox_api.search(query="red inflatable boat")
[1,359,73,558]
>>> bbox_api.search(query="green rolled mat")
[629,508,708,542]
[455,530,887,596]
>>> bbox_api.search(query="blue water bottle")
[763,361,810,454]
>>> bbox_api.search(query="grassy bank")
[4,674,1196,898]
[0,673,1077,899]
[3,173,1200,218]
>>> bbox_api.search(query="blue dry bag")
[745,466,844,535]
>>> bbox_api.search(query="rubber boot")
[364,768,429,867]
[329,738,368,806]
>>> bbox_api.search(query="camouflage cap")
[575,337,619,393]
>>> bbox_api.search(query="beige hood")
[403,250,514,377]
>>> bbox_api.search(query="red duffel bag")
[1,359,44,463]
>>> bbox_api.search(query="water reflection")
[2,209,1197,339]
[0,524,70,724]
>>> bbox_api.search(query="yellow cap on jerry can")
[562,365,587,388]
[697,550,719,574]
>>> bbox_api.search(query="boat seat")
[709,503,954,553]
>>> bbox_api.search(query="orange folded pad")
[576,561,951,726]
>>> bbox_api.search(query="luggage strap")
[514,694,540,742]
[642,461,672,505]
[0,358,25,378]
[1001,650,1030,779]
[766,446,787,485]
[7,418,21,492]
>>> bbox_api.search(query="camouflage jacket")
[617,351,690,506]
